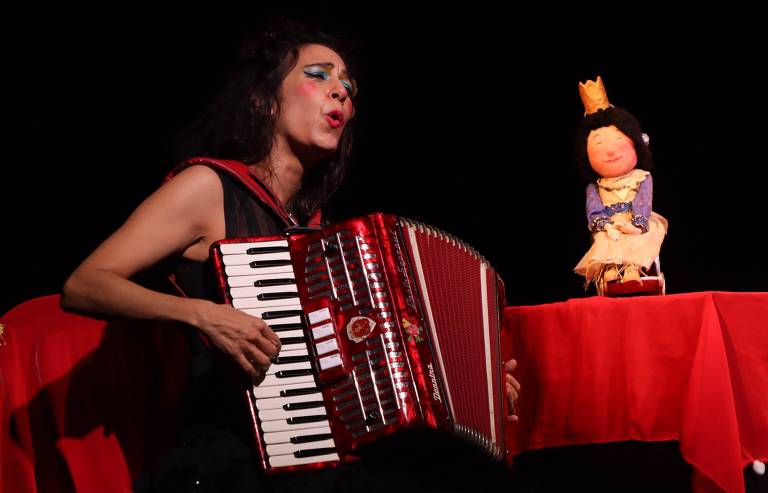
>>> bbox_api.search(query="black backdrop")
[3,7,767,314]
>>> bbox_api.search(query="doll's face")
[587,125,638,178]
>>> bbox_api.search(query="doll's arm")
[630,174,653,233]
[586,183,611,232]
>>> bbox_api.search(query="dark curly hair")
[574,106,653,183]
[175,18,359,224]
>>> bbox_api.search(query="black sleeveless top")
[135,169,512,493]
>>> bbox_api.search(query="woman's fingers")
[504,359,520,422]
[234,351,266,384]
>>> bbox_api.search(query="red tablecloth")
[502,291,768,493]
[3,292,766,492]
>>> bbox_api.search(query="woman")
[62,19,519,492]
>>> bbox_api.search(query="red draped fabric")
[502,291,768,493]
[1,295,190,493]
[3,292,766,492]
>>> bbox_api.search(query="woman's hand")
[505,359,521,422]
[192,299,282,385]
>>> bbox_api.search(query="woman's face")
[274,44,356,162]
[587,125,638,178]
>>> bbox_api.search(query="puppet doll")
[573,76,668,295]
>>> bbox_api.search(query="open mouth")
[325,111,344,128]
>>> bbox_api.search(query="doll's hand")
[615,222,642,235]
[504,359,521,422]
[605,224,621,241]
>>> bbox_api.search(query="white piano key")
[226,264,295,276]
[258,406,327,421]
[220,240,289,255]
[266,361,312,375]
[230,284,299,299]
[275,330,306,340]
[311,323,334,340]
[222,251,291,266]
[263,425,332,445]
[233,297,302,310]
[315,339,338,356]
[252,382,317,399]
[260,418,331,433]
[244,304,303,315]
[227,271,296,288]
[319,354,342,370]
[277,347,309,358]
[267,439,335,456]
[259,374,316,388]
[277,344,309,355]
[268,452,339,467]
[256,392,324,410]
[308,308,331,325]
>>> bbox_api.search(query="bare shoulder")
[159,165,223,199]
[136,165,223,217]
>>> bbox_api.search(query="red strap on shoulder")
[166,158,296,227]
[163,158,323,298]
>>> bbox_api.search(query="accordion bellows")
[210,213,506,472]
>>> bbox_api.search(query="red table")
[502,291,768,493]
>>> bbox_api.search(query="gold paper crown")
[579,76,611,115]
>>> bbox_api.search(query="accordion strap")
[165,157,298,227]
[163,157,322,299]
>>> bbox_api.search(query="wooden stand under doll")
[573,77,667,297]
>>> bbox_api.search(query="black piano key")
[294,447,337,458]
[257,292,300,301]
[283,400,325,411]
[285,225,323,234]
[287,415,328,425]
[279,336,307,345]
[246,246,290,254]
[276,369,314,378]
[274,355,311,364]
[280,387,318,397]
[254,278,296,287]
[262,310,304,320]
[270,323,306,332]
[290,433,334,444]
[250,259,292,268]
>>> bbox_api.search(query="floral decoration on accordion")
[346,316,376,343]
[402,314,424,343]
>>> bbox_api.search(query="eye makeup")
[303,64,358,98]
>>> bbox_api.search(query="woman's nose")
[330,82,349,103]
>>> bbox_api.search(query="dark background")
[3,8,767,314]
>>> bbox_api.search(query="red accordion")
[210,213,506,472]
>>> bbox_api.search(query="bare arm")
[61,165,280,382]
